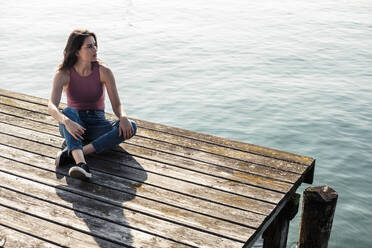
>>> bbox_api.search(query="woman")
[48,29,136,180]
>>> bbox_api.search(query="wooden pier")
[0,88,315,248]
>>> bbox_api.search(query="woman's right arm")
[48,71,85,140]
[48,70,69,124]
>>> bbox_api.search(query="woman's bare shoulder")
[98,62,114,84]
[54,69,70,86]
[98,61,112,74]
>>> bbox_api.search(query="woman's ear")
[75,49,80,58]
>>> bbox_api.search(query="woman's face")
[76,36,97,63]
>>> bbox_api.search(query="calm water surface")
[1,0,371,247]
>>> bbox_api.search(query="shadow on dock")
[54,146,147,247]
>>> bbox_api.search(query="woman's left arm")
[100,64,134,139]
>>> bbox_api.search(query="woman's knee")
[130,120,137,135]
[114,119,137,136]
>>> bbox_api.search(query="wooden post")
[263,193,300,248]
[298,185,338,248]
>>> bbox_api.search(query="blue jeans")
[59,107,137,154]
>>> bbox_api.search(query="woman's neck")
[73,61,92,76]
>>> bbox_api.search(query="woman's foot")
[69,162,92,180]
[55,147,74,167]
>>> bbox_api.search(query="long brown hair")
[58,29,97,71]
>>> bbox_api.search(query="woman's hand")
[63,118,86,141]
[118,117,134,140]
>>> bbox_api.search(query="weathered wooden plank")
[0,144,264,235]
[127,130,308,174]
[86,153,270,227]
[0,105,58,134]
[0,123,284,203]
[0,103,57,124]
[0,122,285,206]
[133,119,315,166]
[89,154,276,216]
[0,133,275,218]
[0,224,61,248]
[0,205,123,248]
[0,103,301,187]
[0,95,312,175]
[0,96,56,122]
[0,88,51,106]
[0,88,315,166]
[97,147,291,193]
[1,188,142,247]
[0,113,294,193]
[0,179,201,248]
[0,166,246,248]
[0,173,207,248]
[0,149,255,245]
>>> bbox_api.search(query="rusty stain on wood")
[0,88,315,248]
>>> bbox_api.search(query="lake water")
[1,0,371,247]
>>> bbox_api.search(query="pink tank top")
[66,62,105,111]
